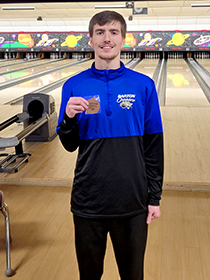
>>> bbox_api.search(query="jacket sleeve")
[56,80,80,152]
[57,112,80,152]
[143,82,164,206]
[143,132,164,206]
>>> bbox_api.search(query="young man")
[57,11,164,280]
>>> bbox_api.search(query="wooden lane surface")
[0,186,209,280]
[0,59,51,74]
[196,58,210,72]
[133,58,159,78]
[166,59,209,107]
[162,106,210,188]
[163,58,210,189]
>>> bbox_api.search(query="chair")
[0,191,14,277]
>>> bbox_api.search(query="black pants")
[73,213,148,280]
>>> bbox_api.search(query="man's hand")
[146,205,161,224]
[66,97,89,118]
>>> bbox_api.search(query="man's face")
[90,21,125,63]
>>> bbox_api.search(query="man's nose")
[104,32,111,42]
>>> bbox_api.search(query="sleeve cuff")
[148,199,160,206]
[62,112,77,128]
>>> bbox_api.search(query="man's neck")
[94,58,121,70]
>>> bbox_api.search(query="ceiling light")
[126,2,134,9]
[94,5,126,9]
[95,1,134,9]
[2,6,35,10]
[133,7,148,15]
[191,3,210,7]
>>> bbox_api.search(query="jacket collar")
[91,61,126,80]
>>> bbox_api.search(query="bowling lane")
[0,59,77,83]
[196,58,210,73]
[133,58,159,78]
[121,58,132,65]
[0,58,52,73]
[0,59,32,69]
[0,59,93,105]
[0,59,24,66]
[166,59,209,107]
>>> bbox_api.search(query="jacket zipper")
[105,70,112,116]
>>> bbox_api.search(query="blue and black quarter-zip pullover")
[57,62,164,218]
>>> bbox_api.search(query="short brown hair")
[89,10,127,38]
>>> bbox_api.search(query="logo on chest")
[117,94,136,110]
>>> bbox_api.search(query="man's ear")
[89,37,94,49]
[121,38,125,48]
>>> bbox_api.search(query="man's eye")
[97,31,103,35]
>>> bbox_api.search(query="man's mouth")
[100,45,113,49]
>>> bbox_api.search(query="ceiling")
[0,1,210,21]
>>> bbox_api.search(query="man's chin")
[98,54,117,61]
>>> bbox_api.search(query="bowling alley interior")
[0,0,210,279]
